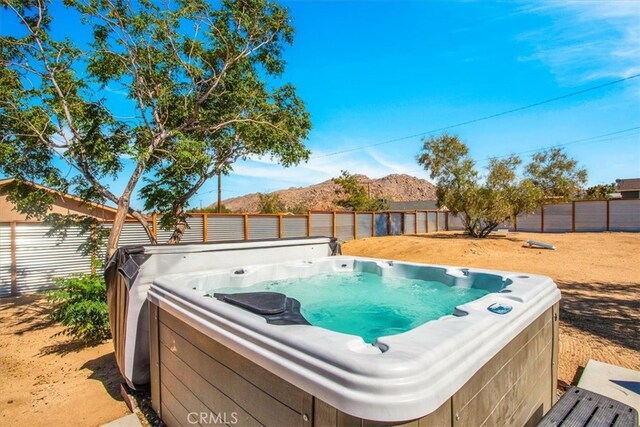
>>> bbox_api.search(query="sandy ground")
[343,232,640,386]
[0,232,638,426]
[0,294,129,427]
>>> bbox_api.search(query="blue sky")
[209,0,640,205]
[3,1,640,209]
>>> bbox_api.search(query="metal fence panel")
[516,209,542,232]
[248,216,279,240]
[404,213,416,235]
[336,213,354,241]
[575,202,607,232]
[427,212,437,232]
[389,213,403,235]
[448,214,465,231]
[416,212,427,233]
[544,203,572,232]
[0,224,11,296]
[15,223,93,294]
[207,216,245,241]
[610,200,640,231]
[356,213,373,238]
[108,222,154,246]
[437,212,447,231]
[310,213,333,237]
[375,213,388,236]
[282,216,308,238]
[155,216,204,244]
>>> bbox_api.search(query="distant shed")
[616,178,640,200]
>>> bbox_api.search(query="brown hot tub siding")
[149,303,559,427]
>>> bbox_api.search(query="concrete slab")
[578,359,640,411]
[100,413,142,427]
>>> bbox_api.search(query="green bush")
[47,268,111,343]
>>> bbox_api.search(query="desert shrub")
[47,266,111,343]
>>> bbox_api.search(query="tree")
[257,192,285,214]
[332,171,387,211]
[0,0,311,258]
[525,148,587,202]
[188,204,232,214]
[583,183,617,200]
[417,134,545,238]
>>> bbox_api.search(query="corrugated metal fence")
[1,200,639,296]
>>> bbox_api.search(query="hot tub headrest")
[213,292,311,326]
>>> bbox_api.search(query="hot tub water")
[211,271,490,343]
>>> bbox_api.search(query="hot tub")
[147,256,560,426]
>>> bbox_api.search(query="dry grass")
[343,231,640,385]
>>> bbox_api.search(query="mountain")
[215,174,437,213]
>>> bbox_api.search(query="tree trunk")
[167,206,188,244]
[106,199,131,260]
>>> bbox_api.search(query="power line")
[311,73,640,159]
[401,126,640,176]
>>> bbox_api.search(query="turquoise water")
[212,272,489,343]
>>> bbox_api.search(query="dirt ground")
[0,294,129,427]
[0,232,638,426]
[344,232,640,386]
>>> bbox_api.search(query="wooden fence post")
[202,213,208,242]
[435,211,439,232]
[371,212,375,237]
[243,215,249,240]
[278,214,283,239]
[541,206,545,233]
[414,211,418,234]
[606,200,610,231]
[386,213,391,236]
[10,221,17,296]
[151,213,158,238]
[446,212,449,231]
[307,211,312,237]
[572,202,576,232]
[332,211,337,238]
[353,211,358,240]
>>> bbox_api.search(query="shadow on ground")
[0,293,57,334]
[409,232,525,243]
[81,352,124,402]
[557,280,640,352]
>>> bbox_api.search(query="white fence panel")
[282,216,308,238]
[15,224,93,294]
[610,200,640,231]
[207,216,244,241]
[543,204,572,232]
[516,209,542,232]
[356,213,373,238]
[575,202,607,232]
[336,213,354,241]
[0,224,12,296]
[448,214,465,231]
[404,213,416,234]
[310,213,333,237]
[248,216,279,240]
[416,212,427,233]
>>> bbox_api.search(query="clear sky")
[3,1,640,209]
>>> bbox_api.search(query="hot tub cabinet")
[147,257,560,426]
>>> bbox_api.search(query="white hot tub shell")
[147,255,561,425]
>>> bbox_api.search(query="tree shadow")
[410,232,525,243]
[557,280,640,352]
[39,338,103,356]
[81,352,124,402]
[0,293,57,334]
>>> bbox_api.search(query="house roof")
[616,178,640,192]
[0,177,121,215]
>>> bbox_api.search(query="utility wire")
[311,73,640,159]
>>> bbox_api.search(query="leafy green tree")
[258,192,285,214]
[583,183,617,200]
[287,203,309,214]
[188,204,232,214]
[332,171,388,211]
[525,148,587,202]
[0,0,311,257]
[418,134,545,238]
